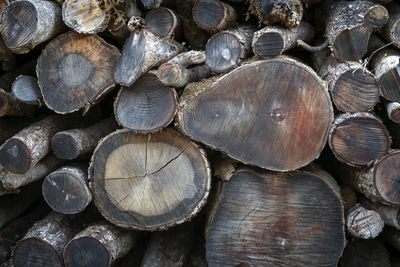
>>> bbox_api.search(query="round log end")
[379,65,400,101]
[0,1,38,49]
[193,0,228,32]
[11,75,41,105]
[364,5,388,28]
[51,132,80,160]
[145,7,177,38]
[252,32,284,58]
[0,138,31,174]
[13,238,62,267]
[157,62,181,85]
[64,236,110,267]
[374,151,400,205]
[333,26,370,61]
[346,205,384,239]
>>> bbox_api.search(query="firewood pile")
[0,0,400,266]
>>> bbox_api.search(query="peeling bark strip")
[114,72,177,133]
[89,128,211,230]
[62,0,108,34]
[37,31,120,114]
[312,49,380,112]
[206,167,345,266]
[177,58,333,172]
[0,0,64,54]
[157,51,211,87]
[386,102,400,123]
[252,22,315,58]
[64,223,138,267]
[380,3,400,49]
[115,29,182,87]
[325,0,388,62]
[340,239,390,267]
[51,118,117,160]
[11,75,41,105]
[205,26,255,73]
[145,7,181,39]
[192,0,236,33]
[0,89,34,117]
[42,165,91,215]
[248,0,303,28]
[346,204,383,239]
[13,212,81,267]
[328,112,390,167]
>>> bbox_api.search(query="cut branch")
[11,75,42,106]
[193,0,236,34]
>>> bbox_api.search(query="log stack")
[0,0,399,266]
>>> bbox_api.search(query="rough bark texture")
[380,3,400,48]
[89,128,211,230]
[340,239,390,267]
[64,222,138,267]
[115,29,182,87]
[177,58,333,172]
[205,166,345,266]
[386,101,400,123]
[328,112,391,167]
[205,26,255,73]
[192,0,236,33]
[0,0,65,54]
[11,75,41,105]
[114,72,177,133]
[0,89,34,117]
[42,165,92,214]
[364,200,400,229]
[252,22,315,58]
[145,7,181,39]
[51,118,117,160]
[37,31,120,114]
[346,204,384,239]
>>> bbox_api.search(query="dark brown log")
[157,51,211,87]
[328,112,391,167]
[313,49,380,112]
[0,38,16,72]
[114,72,177,133]
[42,165,91,215]
[205,166,345,266]
[37,31,120,114]
[145,7,182,39]
[192,0,236,34]
[340,239,390,267]
[382,227,400,251]
[89,128,211,230]
[380,3,400,49]
[0,0,65,54]
[64,222,139,267]
[115,29,182,87]
[252,22,315,58]
[12,212,82,267]
[11,75,41,106]
[0,202,50,263]
[51,118,117,160]
[205,26,255,73]
[346,203,384,239]
[341,185,357,212]
[386,101,400,123]
[363,200,400,229]
[62,0,108,34]
[177,58,333,171]
[140,222,195,267]
[248,0,303,28]
[325,0,388,62]
[0,89,34,117]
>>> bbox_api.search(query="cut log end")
[346,204,384,239]
[0,138,31,174]
[51,133,81,160]
[364,5,388,28]
[192,0,236,33]
[380,65,400,101]
[386,102,400,123]
[13,238,62,267]
[64,237,110,267]
[252,32,284,58]
[374,151,400,205]
[157,62,181,85]
[145,7,180,39]
[11,75,41,105]
[333,26,370,62]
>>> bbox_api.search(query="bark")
[114,72,177,133]
[340,239,390,267]
[205,166,345,266]
[42,165,91,214]
[141,0,163,9]
[363,200,400,229]
[0,0,65,54]
[252,22,315,58]
[0,117,32,150]
[205,25,255,73]
[145,7,182,39]
[380,3,400,48]
[51,118,117,160]
[0,89,35,117]
[328,112,390,167]
[192,0,236,34]
[346,203,384,239]
[386,101,400,123]
[37,31,120,114]
[115,29,182,87]
[89,128,211,230]
[177,58,333,172]
[312,49,380,112]
[64,222,139,267]
[11,75,41,105]
[157,51,211,87]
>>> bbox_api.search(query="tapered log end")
[0,1,38,50]
[51,133,80,160]
[13,238,62,267]
[0,138,31,174]
[333,26,370,61]
[374,151,400,205]
[364,5,388,28]
[380,65,400,101]
[64,237,110,267]
[252,32,284,58]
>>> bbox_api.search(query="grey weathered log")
[252,22,315,58]
[380,3,400,49]
[205,26,255,73]
[248,0,303,28]
[115,29,182,87]
[386,101,400,123]
[363,200,400,229]
[340,239,390,267]
[0,0,65,54]
[64,222,138,267]
[157,51,211,87]
[42,165,91,214]
[51,118,117,160]
[145,7,182,39]
[346,203,384,239]
[11,75,41,106]
[0,89,35,117]
[192,0,236,34]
